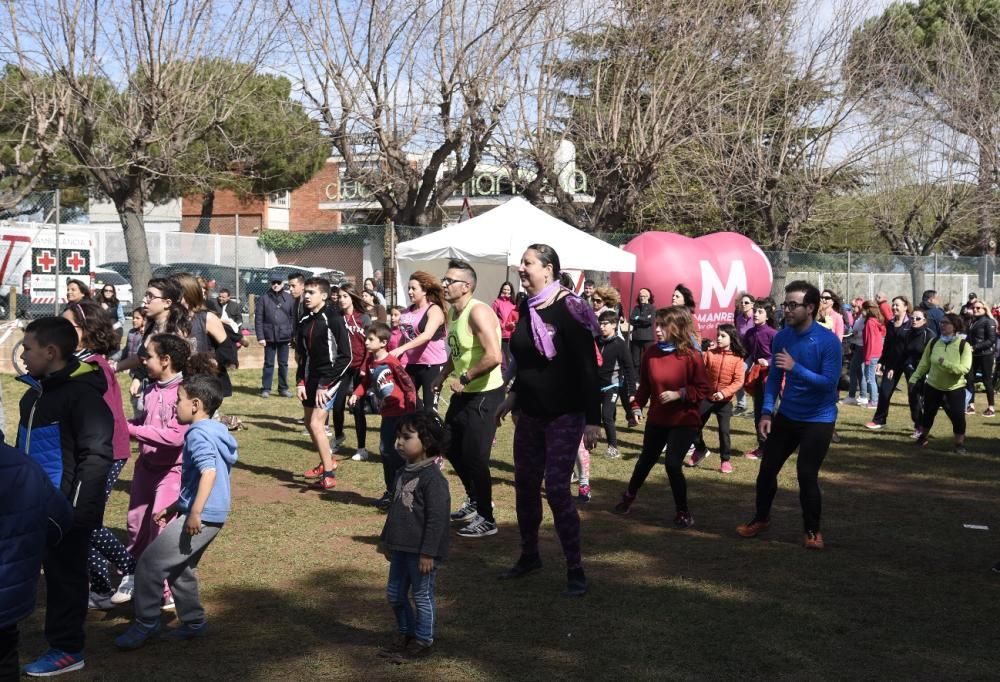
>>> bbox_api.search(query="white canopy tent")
[393,197,636,304]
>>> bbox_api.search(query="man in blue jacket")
[256,277,296,398]
[0,437,73,679]
[15,317,115,676]
[736,281,842,550]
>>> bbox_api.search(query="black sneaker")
[450,498,478,523]
[456,515,498,538]
[498,554,542,580]
[564,567,587,597]
[673,511,694,529]
[991,561,1000,574]
[375,492,392,511]
[612,491,636,515]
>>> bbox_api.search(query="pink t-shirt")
[398,304,448,366]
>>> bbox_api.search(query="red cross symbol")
[36,250,56,273]
[65,251,86,273]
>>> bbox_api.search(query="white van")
[0,222,95,313]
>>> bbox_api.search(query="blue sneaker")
[162,620,208,640]
[23,649,85,676]
[114,619,161,650]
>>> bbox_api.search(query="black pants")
[627,424,698,513]
[406,363,444,411]
[0,623,17,681]
[630,340,651,381]
[331,368,366,447]
[754,414,834,533]
[693,400,733,460]
[920,384,966,436]
[752,381,766,445]
[444,387,504,523]
[42,526,92,653]
[872,366,914,426]
[968,355,996,407]
[601,390,618,447]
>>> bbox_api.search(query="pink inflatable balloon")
[611,231,773,340]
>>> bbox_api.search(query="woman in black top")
[965,301,998,416]
[901,309,936,435]
[629,288,655,377]
[867,296,913,429]
[497,244,601,597]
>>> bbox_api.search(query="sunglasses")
[820,295,833,300]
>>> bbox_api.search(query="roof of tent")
[395,197,636,273]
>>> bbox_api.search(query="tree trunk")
[976,145,995,258]
[118,198,153,299]
[769,248,789,299]
[196,190,215,234]
[910,256,928,305]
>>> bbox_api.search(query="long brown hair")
[408,271,446,309]
[655,305,696,355]
[171,273,207,312]
[863,300,884,324]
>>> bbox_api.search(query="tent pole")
[627,272,636,342]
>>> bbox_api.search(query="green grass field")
[4,369,999,680]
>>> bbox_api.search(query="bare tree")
[0,0,280,293]
[286,0,548,227]
[680,0,886,295]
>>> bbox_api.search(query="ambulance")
[0,222,95,316]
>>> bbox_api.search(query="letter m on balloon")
[699,260,747,310]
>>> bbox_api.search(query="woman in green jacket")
[911,313,973,454]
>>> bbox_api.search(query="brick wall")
[181,194,265,234]
[290,162,341,232]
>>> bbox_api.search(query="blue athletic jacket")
[762,320,842,423]
[16,359,115,530]
[0,439,73,628]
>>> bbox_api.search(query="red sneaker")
[311,470,337,490]
[304,464,324,478]
[744,448,762,460]
[803,531,824,549]
[736,519,770,538]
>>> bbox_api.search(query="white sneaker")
[111,574,134,604]
[351,448,369,461]
[88,591,115,610]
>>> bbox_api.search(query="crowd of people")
[3,253,999,675]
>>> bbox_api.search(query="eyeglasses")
[913,316,925,321]
[440,277,470,287]
[820,295,833,301]
[781,301,807,310]
[592,297,604,304]
[142,292,164,302]
[973,306,986,311]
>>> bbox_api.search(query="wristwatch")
[459,372,472,386]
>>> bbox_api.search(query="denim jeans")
[386,551,437,645]
[261,341,290,393]
[847,347,866,400]
[863,357,880,404]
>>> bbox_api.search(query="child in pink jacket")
[126,334,189,607]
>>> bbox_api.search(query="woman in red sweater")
[685,323,746,473]
[614,306,710,527]
[862,300,886,409]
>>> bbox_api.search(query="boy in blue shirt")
[736,281,842,550]
[115,373,238,649]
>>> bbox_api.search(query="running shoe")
[278,390,292,398]
[612,491,636,515]
[673,511,695,529]
[992,561,1000,574]
[954,445,968,455]
[841,397,857,406]
[111,574,134,604]
[456,515,498,538]
[564,567,587,597]
[375,491,392,511]
[114,620,162,650]
[303,463,324,478]
[719,461,733,474]
[744,448,762,460]
[498,554,543,580]
[23,649,86,676]
[577,484,592,503]
[732,405,748,416]
[803,531,825,550]
[866,400,877,409]
[985,407,996,417]
[310,470,337,490]
[88,591,115,611]
[966,404,976,415]
[917,435,930,448]
[864,421,884,430]
[831,430,841,443]
[450,498,478,523]
[162,620,209,641]
[605,445,621,459]
[736,519,770,538]
[351,448,370,461]
[259,391,270,398]
[685,448,710,467]
[331,433,345,448]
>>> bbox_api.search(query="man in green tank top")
[434,259,504,538]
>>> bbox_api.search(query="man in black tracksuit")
[296,278,352,487]
[15,317,114,675]
[596,310,636,459]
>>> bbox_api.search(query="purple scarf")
[527,281,600,359]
